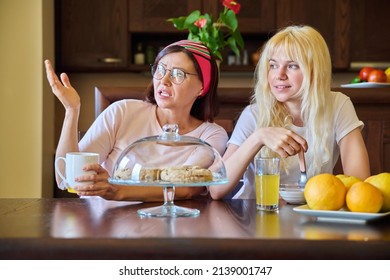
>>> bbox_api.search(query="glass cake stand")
[108,124,228,218]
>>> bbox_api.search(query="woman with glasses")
[45,40,228,201]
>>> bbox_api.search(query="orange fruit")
[304,173,346,210]
[365,172,390,212]
[336,174,362,191]
[346,182,383,213]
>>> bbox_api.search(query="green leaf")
[167,16,187,30]
[351,76,361,84]
[184,10,201,27]
[188,24,200,35]
[203,32,223,60]
[203,13,213,28]
[188,33,199,41]
[220,10,238,31]
[227,37,240,57]
[166,5,244,62]
[168,10,201,30]
[232,29,245,49]
[214,51,223,61]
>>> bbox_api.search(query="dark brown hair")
[144,44,220,122]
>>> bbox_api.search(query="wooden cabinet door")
[350,0,390,63]
[276,0,390,69]
[212,0,276,33]
[276,0,339,63]
[128,0,276,33]
[276,0,354,69]
[57,0,128,71]
[128,0,202,32]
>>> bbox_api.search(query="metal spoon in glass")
[298,148,307,188]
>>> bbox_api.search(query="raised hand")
[44,59,80,110]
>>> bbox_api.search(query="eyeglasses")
[151,63,198,85]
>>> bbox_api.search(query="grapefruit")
[346,182,383,213]
[336,174,362,191]
[304,174,346,210]
[365,172,390,212]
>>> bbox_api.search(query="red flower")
[222,0,241,14]
[194,18,207,28]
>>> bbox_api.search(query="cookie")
[139,167,161,181]
[113,168,131,179]
[160,165,213,182]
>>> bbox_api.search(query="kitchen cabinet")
[275,0,390,69]
[128,0,202,32]
[212,0,276,33]
[350,0,390,64]
[215,0,277,70]
[128,0,275,33]
[55,0,389,72]
[128,0,276,71]
[276,0,349,68]
[127,0,200,68]
[56,0,128,71]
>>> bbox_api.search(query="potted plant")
[167,0,244,62]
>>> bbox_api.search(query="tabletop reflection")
[48,197,389,241]
[51,198,258,238]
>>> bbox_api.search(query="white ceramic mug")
[54,152,99,193]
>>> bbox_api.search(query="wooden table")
[0,198,389,259]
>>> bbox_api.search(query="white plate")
[293,205,390,223]
[340,82,390,88]
[108,177,228,187]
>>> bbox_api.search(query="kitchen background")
[1,0,388,198]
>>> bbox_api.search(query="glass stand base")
[137,204,200,218]
[257,204,279,212]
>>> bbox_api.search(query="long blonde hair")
[252,25,332,175]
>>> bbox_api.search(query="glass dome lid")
[109,124,228,187]
[108,124,228,218]
[108,124,228,217]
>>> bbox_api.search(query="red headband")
[165,40,212,97]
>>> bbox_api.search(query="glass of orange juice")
[255,157,280,212]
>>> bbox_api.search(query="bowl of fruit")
[342,66,390,88]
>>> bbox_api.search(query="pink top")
[79,100,228,175]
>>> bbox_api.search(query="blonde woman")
[210,25,370,199]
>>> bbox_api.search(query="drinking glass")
[255,157,280,211]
